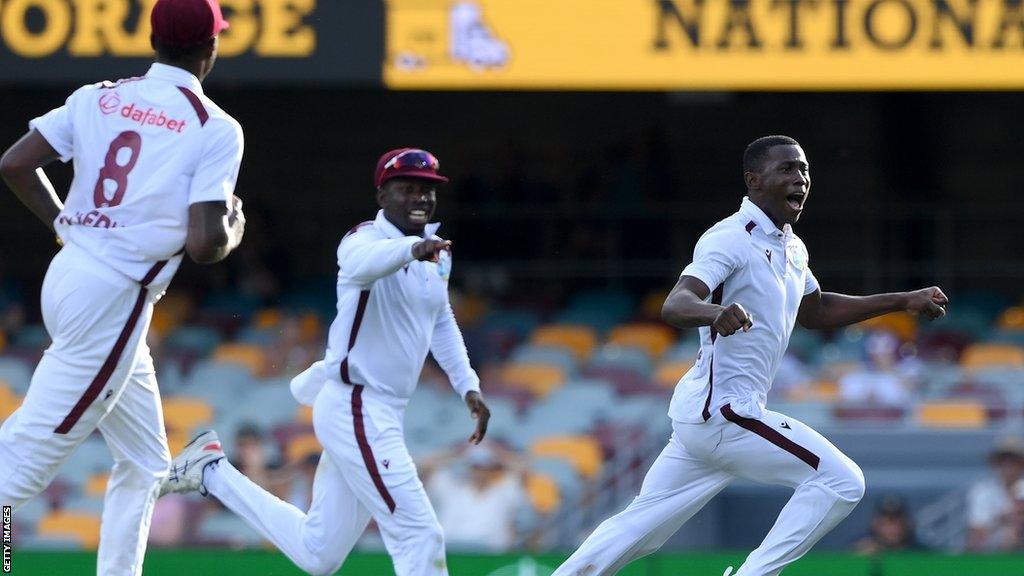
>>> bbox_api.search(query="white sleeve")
[337,231,420,285]
[188,118,243,205]
[804,267,821,296]
[679,227,747,294]
[431,303,481,399]
[28,86,90,163]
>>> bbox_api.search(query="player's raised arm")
[662,275,753,337]
[797,286,949,330]
[0,129,65,233]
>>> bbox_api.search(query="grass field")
[10,551,1024,575]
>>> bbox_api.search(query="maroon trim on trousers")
[55,287,149,434]
[140,259,169,286]
[702,283,724,421]
[351,384,397,513]
[339,290,371,385]
[720,404,820,470]
[745,220,757,234]
[177,86,209,126]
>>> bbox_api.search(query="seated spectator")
[839,330,912,406]
[231,423,290,500]
[421,443,527,552]
[148,493,187,547]
[854,495,921,554]
[967,436,1024,552]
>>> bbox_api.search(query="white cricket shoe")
[160,430,224,497]
[722,567,734,576]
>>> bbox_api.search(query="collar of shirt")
[145,63,203,95]
[740,197,792,242]
[373,209,441,240]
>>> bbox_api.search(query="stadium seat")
[511,345,578,375]
[524,471,561,514]
[164,326,222,357]
[197,510,266,548]
[997,306,1024,330]
[13,324,50,349]
[582,365,657,395]
[530,435,604,480]
[529,325,597,362]
[212,343,266,376]
[37,511,101,549]
[589,345,653,376]
[858,313,916,341]
[662,338,701,362]
[917,401,988,429]
[162,397,214,435]
[253,308,284,329]
[960,343,1024,369]
[0,383,21,420]
[607,323,675,359]
[286,433,322,464]
[654,360,692,388]
[296,405,313,425]
[85,473,108,498]
[60,438,111,479]
[832,404,905,424]
[501,362,567,397]
[150,292,194,336]
[638,290,670,322]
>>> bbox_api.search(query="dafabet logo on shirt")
[98,91,120,115]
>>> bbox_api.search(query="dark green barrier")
[9,551,1024,575]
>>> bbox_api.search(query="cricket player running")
[0,1,243,574]
[161,148,491,576]
[554,136,949,576]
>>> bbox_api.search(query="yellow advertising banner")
[384,0,1024,89]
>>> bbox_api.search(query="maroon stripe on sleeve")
[721,404,820,470]
[177,86,209,126]
[55,288,149,434]
[339,290,371,385]
[745,220,756,234]
[140,259,169,287]
[702,283,725,421]
[351,384,397,513]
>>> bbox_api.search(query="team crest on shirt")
[786,242,809,271]
[436,249,452,281]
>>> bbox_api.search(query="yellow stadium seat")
[287,433,322,464]
[525,472,561,514]
[452,294,489,326]
[213,343,265,375]
[166,428,192,455]
[654,360,693,389]
[608,324,676,359]
[85,473,109,497]
[858,313,916,341]
[530,435,604,480]
[501,363,566,397]
[917,401,988,429]
[253,308,284,329]
[37,511,102,549]
[297,405,314,425]
[0,384,21,420]
[998,307,1024,330]
[162,397,214,435]
[639,291,669,322]
[961,343,1024,369]
[530,325,597,362]
[150,292,194,335]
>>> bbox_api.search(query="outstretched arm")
[0,130,64,233]
[797,287,948,330]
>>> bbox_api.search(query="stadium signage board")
[0,0,381,84]
[384,0,1024,90]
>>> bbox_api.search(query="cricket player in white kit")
[160,148,492,576]
[0,1,244,574]
[554,136,949,576]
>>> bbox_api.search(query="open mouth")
[786,192,806,211]
[408,209,429,223]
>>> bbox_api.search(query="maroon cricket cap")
[374,148,449,188]
[151,0,230,49]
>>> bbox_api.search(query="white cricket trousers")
[555,404,865,576]
[0,244,171,576]
[205,380,447,576]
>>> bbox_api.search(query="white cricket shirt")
[322,210,480,404]
[669,197,820,424]
[30,63,243,289]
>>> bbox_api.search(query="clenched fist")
[412,238,451,262]
[713,303,753,337]
[904,287,948,321]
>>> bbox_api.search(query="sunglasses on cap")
[383,149,440,172]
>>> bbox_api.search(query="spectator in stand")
[231,423,289,500]
[854,495,922,554]
[421,443,527,552]
[967,437,1024,552]
[148,493,188,547]
[838,330,912,406]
